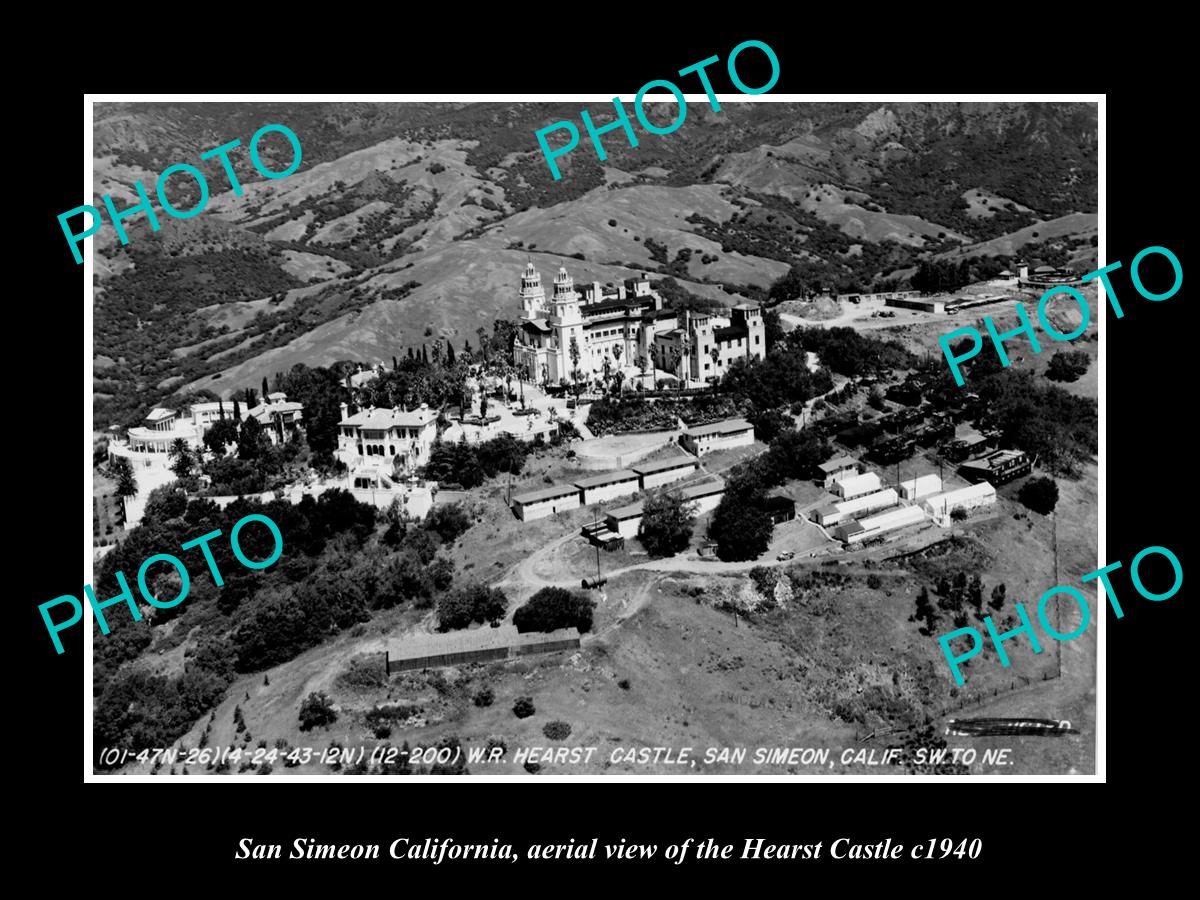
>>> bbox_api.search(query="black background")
[17,19,1190,886]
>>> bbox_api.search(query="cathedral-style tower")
[549,266,585,383]
[550,266,582,325]
[519,261,546,320]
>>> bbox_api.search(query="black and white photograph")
[83,97,1102,779]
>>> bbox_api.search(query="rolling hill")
[92,100,1098,426]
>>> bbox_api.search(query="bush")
[1018,476,1059,515]
[298,692,337,732]
[513,587,595,634]
[618,678,631,690]
[637,491,695,557]
[1045,349,1091,383]
[866,573,883,590]
[950,507,969,522]
[543,720,572,740]
[437,583,508,632]
[473,687,495,708]
[424,503,472,543]
[513,696,535,719]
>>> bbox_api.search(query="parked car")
[776,550,795,561]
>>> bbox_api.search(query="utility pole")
[593,506,603,585]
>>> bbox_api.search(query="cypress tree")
[261,376,269,400]
[232,398,241,422]
[218,399,225,420]
[447,342,456,365]
[422,344,429,364]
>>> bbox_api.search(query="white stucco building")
[336,404,439,473]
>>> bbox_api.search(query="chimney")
[339,402,348,419]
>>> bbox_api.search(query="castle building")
[512,261,765,387]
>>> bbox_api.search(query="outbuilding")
[632,455,700,489]
[839,505,926,544]
[833,471,882,500]
[574,469,641,505]
[924,482,997,526]
[680,418,755,455]
[511,483,581,521]
[814,488,898,527]
[605,501,645,539]
[677,477,726,514]
[898,474,943,501]
[817,455,859,489]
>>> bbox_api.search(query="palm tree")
[678,329,691,389]
[111,456,138,524]
[169,438,192,479]
[568,336,581,396]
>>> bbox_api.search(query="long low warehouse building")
[632,455,700,489]
[833,471,882,500]
[899,473,943,501]
[680,418,755,455]
[511,483,582,521]
[924,481,997,526]
[604,478,727,539]
[814,488,899,527]
[384,625,581,673]
[679,477,727,514]
[836,505,926,545]
[574,469,641,505]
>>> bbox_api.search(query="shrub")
[437,583,508,632]
[424,503,472,543]
[1018,476,1059,515]
[513,696,535,719]
[866,573,883,590]
[618,678,631,690]
[298,692,337,732]
[543,720,572,740]
[513,587,595,634]
[1045,349,1091,383]
[473,686,495,707]
[950,507,969,522]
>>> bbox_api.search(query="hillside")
[92,100,1098,426]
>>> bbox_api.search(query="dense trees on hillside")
[790,326,916,379]
[910,258,972,294]
[976,370,1096,476]
[720,348,833,409]
[360,355,469,411]
[707,424,829,561]
[422,435,529,489]
[92,484,464,766]
[278,364,350,466]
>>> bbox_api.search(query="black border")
[20,21,1191,883]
